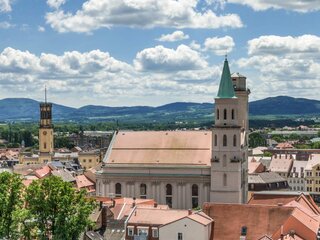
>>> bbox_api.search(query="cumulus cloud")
[134,45,208,72]
[0,0,12,12]
[228,0,320,13]
[38,26,46,32]
[47,0,66,9]
[247,35,320,55]
[204,36,235,55]
[237,35,320,100]
[0,21,13,29]
[0,47,221,106]
[157,31,189,42]
[45,0,243,33]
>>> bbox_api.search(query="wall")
[159,217,210,240]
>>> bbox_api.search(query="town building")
[125,207,212,240]
[79,150,101,170]
[96,58,250,209]
[305,154,320,193]
[288,160,307,192]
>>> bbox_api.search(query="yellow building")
[305,155,320,192]
[78,151,100,170]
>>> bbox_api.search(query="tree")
[249,132,266,148]
[0,172,24,240]
[25,176,95,240]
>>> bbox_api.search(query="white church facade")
[96,58,250,209]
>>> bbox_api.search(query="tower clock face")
[43,131,47,135]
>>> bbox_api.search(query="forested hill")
[0,96,319,122]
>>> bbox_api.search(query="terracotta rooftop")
[105,131,212,166]
[75,175,94,191]
[276,142,294,149]
[109,198,166,220]
[34,165,51,178]
[248,159,265,174]
[203,203,295,240]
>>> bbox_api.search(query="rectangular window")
[178,232,183,240]
[138,228,148,236]
[152,228,159,238]
[127,227,134,236]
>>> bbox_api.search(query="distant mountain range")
[0,96,319,122]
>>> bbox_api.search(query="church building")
[96,58,250,209]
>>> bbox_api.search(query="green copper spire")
[217,57,236,98]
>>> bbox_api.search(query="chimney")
[188,209,192,215]
[280,225,284,240]
[132,197,136,208]
[111,199,115,208]
[99,201,103,210]
[154,202,158,208]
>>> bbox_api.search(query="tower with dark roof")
[39,87,54,163]
[210,58,249,203]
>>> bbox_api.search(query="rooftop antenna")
[45,85,47,103]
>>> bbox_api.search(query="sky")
[0,0,320,107]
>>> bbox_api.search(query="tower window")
[214,134,217,146]
[232,109,235,120]
[44,142,46,149]
[233,135,237,147]
[223,173,227,186]
[216,109,219,120]
[191,184,199,208]
[224,109,227,120]
[223,135,227,147]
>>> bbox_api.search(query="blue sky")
[0,0,320,107]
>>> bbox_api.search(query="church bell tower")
[210,57,249,204]
[39,87,54,163]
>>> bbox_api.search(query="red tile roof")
[203,203,295,240]
[75,175,95,192]
[34,165,51,178]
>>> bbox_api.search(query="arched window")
[224,109,227,120]
[191,184,199,208]
[233,135,237,147]
[232,109,235,120]
[140,184,147,199]
[223,154,227,167]
[166,184,173,208]
[223,135,227,147]
[223,174,227,187]
[216,109,219,120]
[115,183,122,197]
[214,134,217,146]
